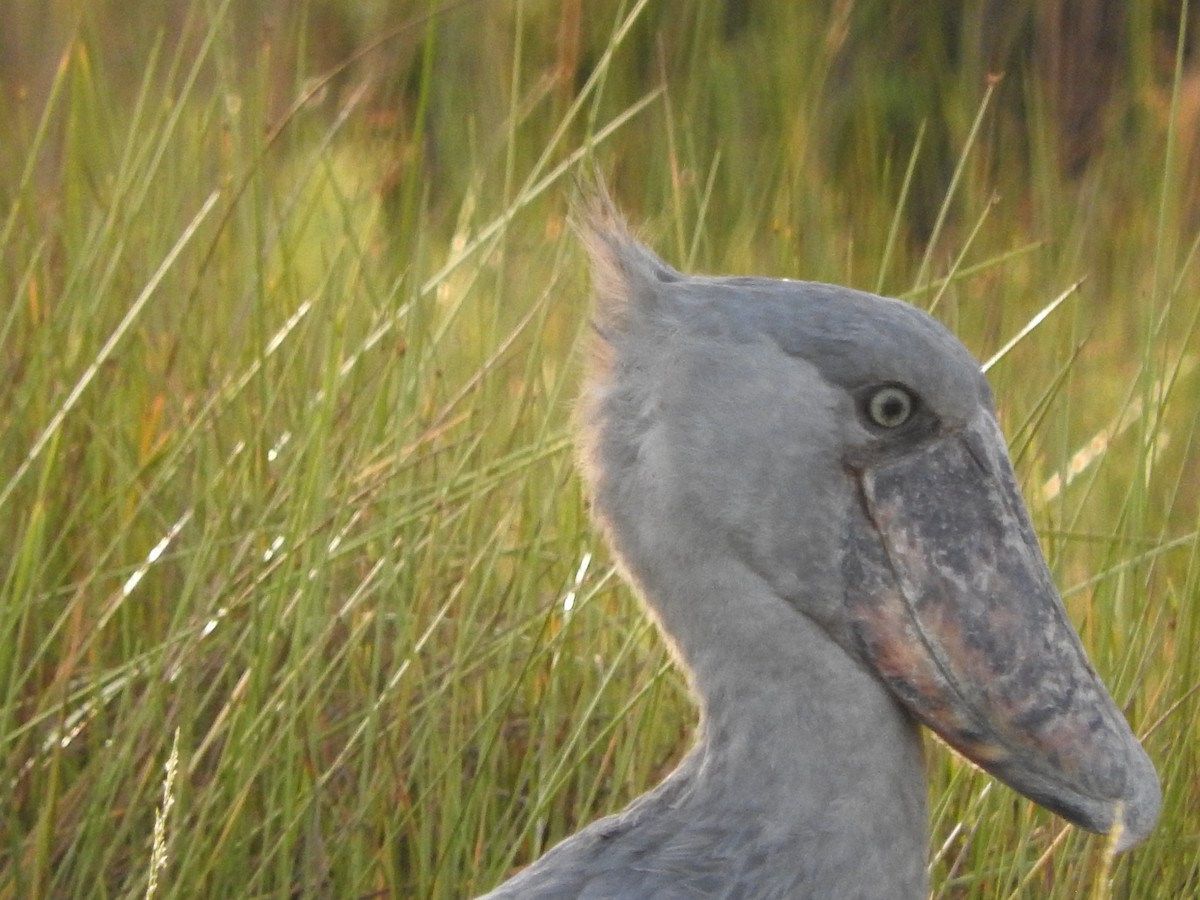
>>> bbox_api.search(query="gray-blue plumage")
[478,195,1159,899]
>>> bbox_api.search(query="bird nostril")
[961,429,991,474]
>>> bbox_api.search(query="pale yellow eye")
[867,385,914,428]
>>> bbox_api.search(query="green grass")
[1,2,1197,897]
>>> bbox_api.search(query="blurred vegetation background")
[1,1,1197,897]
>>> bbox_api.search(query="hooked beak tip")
[1111,748,1162,852]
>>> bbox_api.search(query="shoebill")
[479,194,1159,899]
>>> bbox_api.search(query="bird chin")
[840,414,1161,851]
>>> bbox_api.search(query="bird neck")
[633,553,931,896]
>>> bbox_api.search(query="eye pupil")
[867,386,914,428]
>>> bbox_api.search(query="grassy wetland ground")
[1,1,1198,897]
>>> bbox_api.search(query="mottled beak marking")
[846,414,1160,850]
